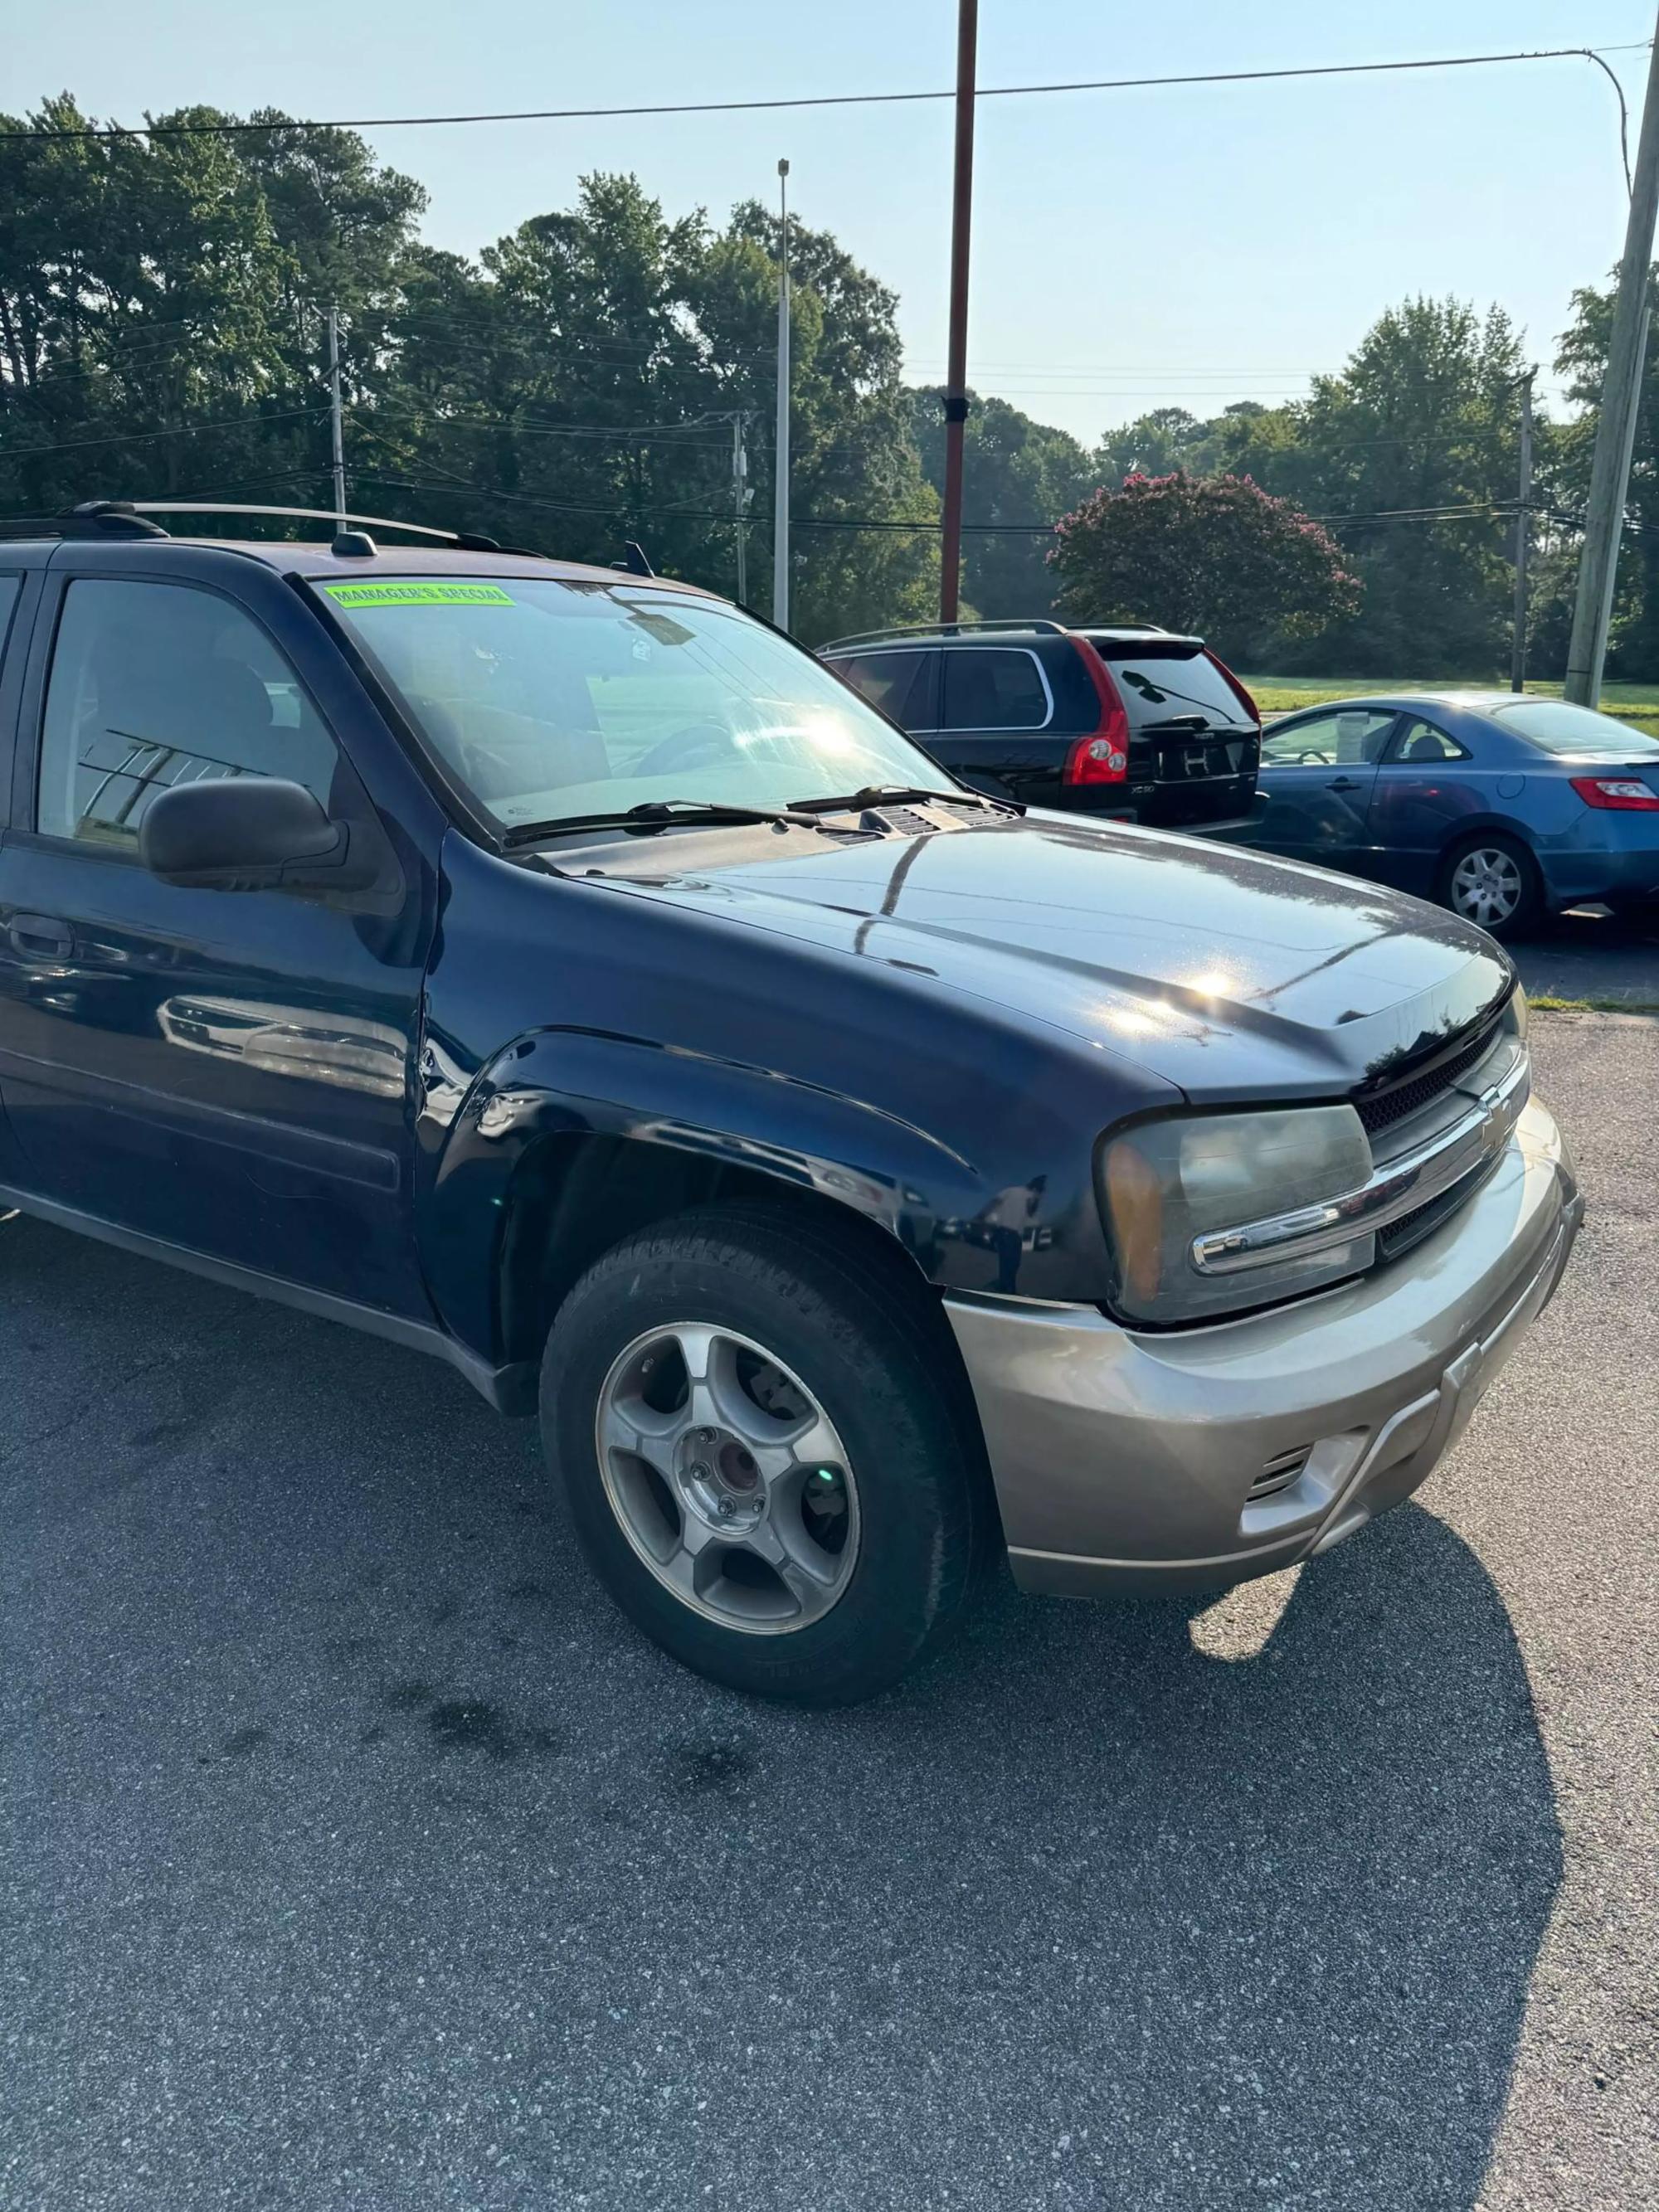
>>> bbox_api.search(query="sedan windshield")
[1487,698,1659,758]
[317,575,957,833]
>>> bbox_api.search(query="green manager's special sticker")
[324,580,516,609]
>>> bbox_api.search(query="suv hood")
[586,812,1513,1101]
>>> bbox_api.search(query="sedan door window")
[1261,708,1397,768]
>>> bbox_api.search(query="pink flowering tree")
[1049,471,1360,660]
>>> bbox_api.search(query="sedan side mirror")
[139,778,374,894]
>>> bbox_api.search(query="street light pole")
[772,159,791,632]
[1511,366,1535,692]
[327,303,347,525]
[938,0,978,624]
[1564,21,1659,704]
[732,411,749,606]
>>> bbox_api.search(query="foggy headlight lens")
[1099,1106,1374,1325]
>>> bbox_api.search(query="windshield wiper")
[502,798,819,848]
[788,784,1008,814]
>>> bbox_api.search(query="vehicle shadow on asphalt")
[0,1219,1561,2211]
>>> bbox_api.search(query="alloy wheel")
[595,1322,860,1635]
[1449,846,1525,929]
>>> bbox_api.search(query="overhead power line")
[0,402,326,459]
[0,42,1645,140]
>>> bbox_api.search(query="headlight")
[1098,1106,1374,1325]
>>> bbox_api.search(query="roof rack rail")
[117,501,523,550]
[819,616,1071,653]
[0,499,548,559]
[0,501,169,542]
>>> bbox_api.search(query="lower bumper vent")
[1249,1447,1312,1502]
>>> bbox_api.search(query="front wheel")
[1437,832,1544,939]
[542,1207,991,1704]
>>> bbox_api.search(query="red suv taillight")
[1064,639,1131,786]
[1569,774,1659,811]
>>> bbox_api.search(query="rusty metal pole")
[938,0,977,624]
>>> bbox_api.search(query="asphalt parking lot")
[2,1004,1655,2211]
[1508,899,1659,1007]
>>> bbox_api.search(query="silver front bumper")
[946,1096,1582,1598]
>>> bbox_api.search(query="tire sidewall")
[542,1226,970,1703]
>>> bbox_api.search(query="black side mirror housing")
[139,778,374,894]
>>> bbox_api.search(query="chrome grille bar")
[1190,1050,1530,1278]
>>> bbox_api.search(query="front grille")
[1355,1015,1502,1139]
[1248,1446,1311,1501]
[1376,1163,1496,1261]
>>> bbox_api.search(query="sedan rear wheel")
[1438,834,1541,938]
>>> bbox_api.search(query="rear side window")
[1388,717,1468,765]
[1486,698,1659,757]
[1094,644,1252,728]
[831,649,936,728]
[940,648,1049,732]
[37,578,342,848]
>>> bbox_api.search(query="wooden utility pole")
[1564,22,1659,704]
[938,0,978,623]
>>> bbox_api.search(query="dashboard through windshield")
[317,575,956,833]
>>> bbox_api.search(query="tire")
[1436,831,1544,939]
[540,1204,994,1705]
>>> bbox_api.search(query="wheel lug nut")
[689,1461,711,1482]
[696,1427,718,1444]
[716,1497,735,1519]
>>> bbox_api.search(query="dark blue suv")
[0,503,1580,1702]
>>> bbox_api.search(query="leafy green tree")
[1088,299,1537,673]
[367,178,939,638]
[910,390,1097,616]
[1094,406,1209,484]
[1285,298,1527,672]
[1049,471,1360,664]
[0,95,423,513]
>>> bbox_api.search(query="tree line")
[0,93,1647,671]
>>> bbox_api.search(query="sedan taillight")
[1569,775,1659,811]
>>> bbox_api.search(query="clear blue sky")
[6,1,1652,441]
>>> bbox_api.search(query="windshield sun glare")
[319,576,954,832]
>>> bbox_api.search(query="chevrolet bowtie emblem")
[1478,1085,1510,1155]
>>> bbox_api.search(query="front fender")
[416,1024,1008,1361]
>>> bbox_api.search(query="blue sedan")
[1235,692,1659,936]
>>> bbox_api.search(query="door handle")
[1326,776,1364,792]
[9,913,73,958]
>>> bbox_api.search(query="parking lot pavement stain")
[662,1740,759,1796]
[425,1698,559,1762]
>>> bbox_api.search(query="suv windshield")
[1486,698,1659,758]
[319,576,956,832]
